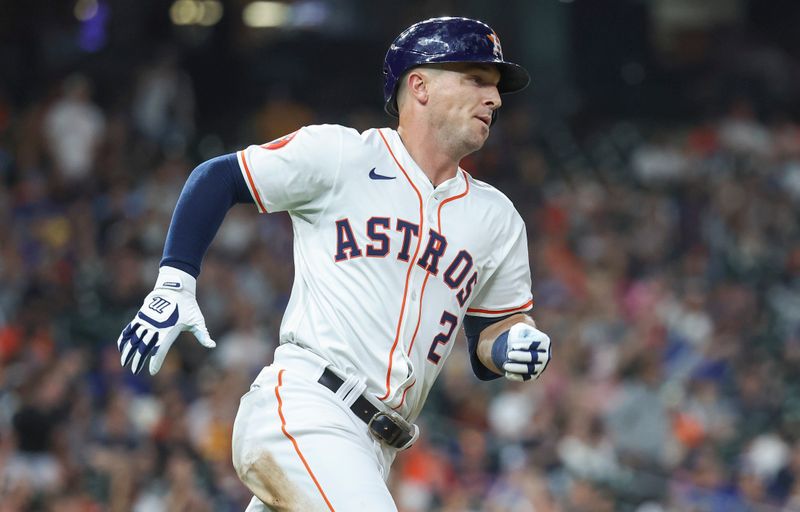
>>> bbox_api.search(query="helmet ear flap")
[384,66,400,116]
[385,65,410,117]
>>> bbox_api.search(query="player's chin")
[471,125,491,148]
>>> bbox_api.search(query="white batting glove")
[116,267,216,375]
[495,323,551,382]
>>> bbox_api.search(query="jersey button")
[411,291,418,301]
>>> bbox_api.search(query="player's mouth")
[475,114,491,128]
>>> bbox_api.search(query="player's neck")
[396,124,460,187]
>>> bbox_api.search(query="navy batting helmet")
[383,17,531,117]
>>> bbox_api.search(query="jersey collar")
[380,128,467,197]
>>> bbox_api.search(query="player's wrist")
[155,265,197,295]
[490,330,510,373]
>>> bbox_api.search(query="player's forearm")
[476,313,536,374]
[160,153,254,277]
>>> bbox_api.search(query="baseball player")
[116,17,552,511]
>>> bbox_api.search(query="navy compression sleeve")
[463,314,515,381]
[159,153,254,277]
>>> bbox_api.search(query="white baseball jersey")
[236,124,533,421]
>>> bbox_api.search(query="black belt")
[317,367,416,449]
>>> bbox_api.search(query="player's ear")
[405,69,430,107]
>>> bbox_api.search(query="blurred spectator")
[42,74,105,194]
[605,353,677,468]
[485,464,559,512]
[717,98,772,158]
[393,434,455,512]
[557,413,620,483]
[132,48,195,156]
[630,133,690,185]
[132,446,212,512]
[6,371,67,493]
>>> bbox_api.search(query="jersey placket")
[391,183,453,409]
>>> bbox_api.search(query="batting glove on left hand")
[492,323,551,382]
[116,266,216,375]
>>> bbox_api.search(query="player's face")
[426,63,502,155]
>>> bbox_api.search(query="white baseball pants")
[232,344,398,512]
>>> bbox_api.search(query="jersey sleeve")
[237,124,343,218]
[466,214,534,318]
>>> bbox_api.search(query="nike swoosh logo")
[138,306,180,329]
[369,168,395,180]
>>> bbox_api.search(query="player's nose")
[484,87,501,111]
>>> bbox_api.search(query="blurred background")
[2,0,800,510]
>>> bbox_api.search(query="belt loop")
[334,373,361,406]
[343,383,368,409]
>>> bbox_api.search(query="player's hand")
[116,266,216,375]
[498,323,551,382]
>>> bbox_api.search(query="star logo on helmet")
[487,33,503,59]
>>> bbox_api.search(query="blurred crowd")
[1,50,800,512]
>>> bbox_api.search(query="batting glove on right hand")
[116,266,216,375]
[492,323,551,382]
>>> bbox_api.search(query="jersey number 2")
[427,311,458,365]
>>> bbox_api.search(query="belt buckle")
[367,410,419,450]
